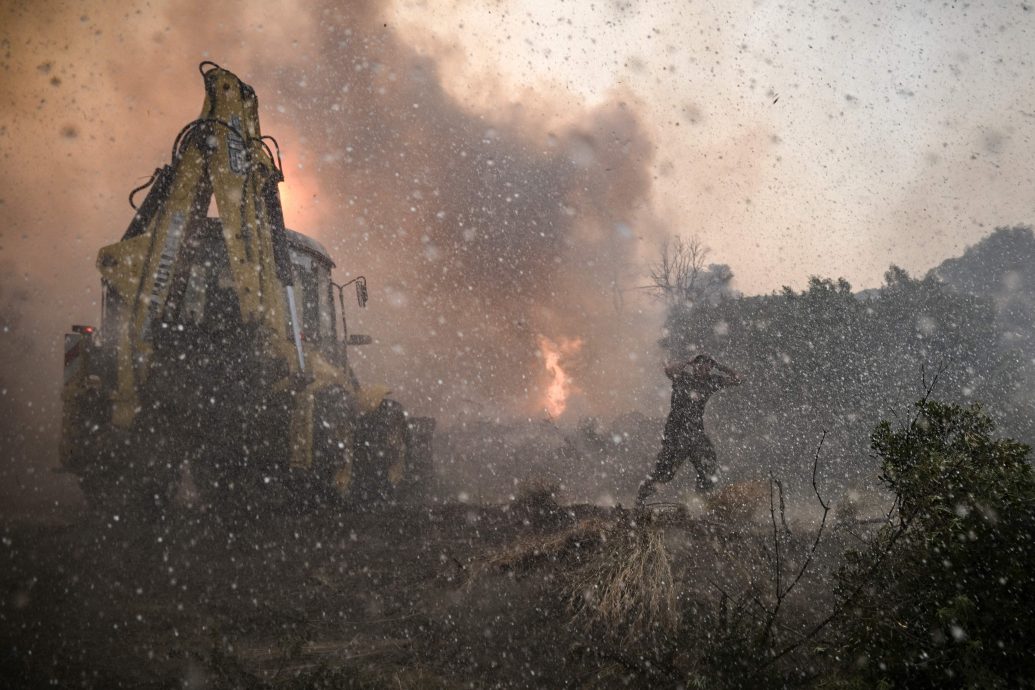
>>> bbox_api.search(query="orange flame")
[271,135,324,232]
[537,335,583,417]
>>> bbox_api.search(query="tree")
[655,266,1025,489]
[649,235,734,307]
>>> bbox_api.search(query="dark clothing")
[651,435,716,489]
[664,371,725,443]
[639,369,734,499]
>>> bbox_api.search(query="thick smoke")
[261,3,662,418]
[0,0,666,513]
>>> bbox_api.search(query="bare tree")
[648,235,733,306]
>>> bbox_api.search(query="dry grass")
[473,508,684,646]
[513,477,561,504]
[705,480,770,525]
[566,516,680,644]
[509,478,567,532]
[474,516,612,577]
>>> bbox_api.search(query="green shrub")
[835,400,1035,688]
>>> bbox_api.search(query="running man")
[637,354,742,504]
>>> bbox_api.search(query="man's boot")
[695,468,718,493]
[636,478,656,505]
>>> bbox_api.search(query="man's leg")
[690,435,719,493]
[635,476,657,504]
[637,442,685,504]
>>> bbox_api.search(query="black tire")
[190,443,266,523]
[353,399,412,505]
[304,385,356,512]
[79,420,180,523]
[189,387,356,521]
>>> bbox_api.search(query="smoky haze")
[0,0,666,513]
[274,3,662,418]
[3,0,1035,515]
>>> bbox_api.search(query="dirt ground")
[0,499,613,689]
[1,490,844,689]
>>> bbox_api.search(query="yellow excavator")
[59,62,433,519]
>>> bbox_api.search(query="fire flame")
[271,135,323,232]
[537,335,583,417]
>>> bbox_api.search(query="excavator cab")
[284,230,337,356]
[282,228,373,368]
[160,219,348,363]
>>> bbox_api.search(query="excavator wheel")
[79,415,181,523]
[191,443,267,523]
[302,385,356,512]
[352,399,413,506]
[190,387,358,521]
[81,464,178,523]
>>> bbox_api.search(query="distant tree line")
[653,226,1035,491]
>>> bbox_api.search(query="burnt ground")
[0,496,845,689]
[0,501,611,689]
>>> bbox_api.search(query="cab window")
[290,249,334,347]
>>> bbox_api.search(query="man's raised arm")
[714,362,743,385]
[664,358,693,379]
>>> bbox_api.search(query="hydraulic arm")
[98,61,306,428]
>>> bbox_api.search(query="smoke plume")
[0,0,667,513]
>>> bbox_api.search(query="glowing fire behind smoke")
[537,335,583,417]
[273,142,323,232]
